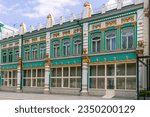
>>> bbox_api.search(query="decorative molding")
[45,53,50,66]
[105,20,116,27]
[73,28,82,34]
[32,37,37,42]
[89,59,136,65]
[82,55,90,63]
[131,21,137,26]
[62,30,70,36]
[53,33,60,38]
[121,16,134,24]
[144,8,149,17]
[40,36,46,41]
[114,25,122,29]
[100,28,106,32]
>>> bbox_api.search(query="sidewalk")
[0,91,131,100]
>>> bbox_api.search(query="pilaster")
[44,32,51,94]
[80,23,89,96]
[16,37,22,92]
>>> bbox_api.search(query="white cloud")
[0,3,20,15]
[24,0,81,18]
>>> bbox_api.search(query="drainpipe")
[76,20,83,92]
[20,35,23,90]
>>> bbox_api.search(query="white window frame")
[32,45,37,60]
[74,37,81,55]
[63,39,70,56]
[91,33,101,53]
[40,44,46,59]
[106,30,116,51]
[121,27,134,49]
[53,41,60,57]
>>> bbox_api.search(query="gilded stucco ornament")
[18,58,22,67]
[45,53,50,66]
[84,2,90,7]
[144,8,149,17]
[82,48,89,63]
[136,40,144,55]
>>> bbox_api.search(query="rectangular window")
[90,65,105,89]
[107,65,115,76]
[40,44,46,59]
[116,78,125,89]
[117,64,125,76]
[32,45,37,60]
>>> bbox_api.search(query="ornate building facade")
[0,0,147,98]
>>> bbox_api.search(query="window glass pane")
[13,71,17,78]
[90,78,96,88]
[70,78,76,88]
[57,78,61,87]
[92,41,96,52]
[126,78,136,90]
[57,68,62,77]
[77,67,81,76]
[117,78,125,89]
[63,67,68,76]
[51,68,56,77]
[77,78,81,88]
[40,44,46,59]
[127,63,136,75]
[70,67,76,76]
[106,39,110,50]
[107,78,114,89]
[63,78,68,87]
[90,66,96,76]
[97,78,105,89]
[107,65,114,76]
[28,70,31,77]
[9,51,13,62]
[112,38,116,50]
[33,69,36,77]
[122,36,127,49]
[51,79,56,87]
[98,65,105,76]
[37,69,42,77]
[97,40,100,52]
[128,35,134,49]
[117,64,125,76]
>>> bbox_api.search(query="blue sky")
[0,0,113,28]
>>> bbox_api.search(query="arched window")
[106,30,116,51]
[91,33,100,53]
[53,41,60,57]
[25,46,29,60]
[63,39,70,56]
[32,45,37,60]
[74,36,81,55]
[40,44,46,59]
[121,27,134,49]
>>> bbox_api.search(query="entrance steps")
[102,90,115,99]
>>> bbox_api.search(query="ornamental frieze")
[105,20,116,27]
[121,16,134,24]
